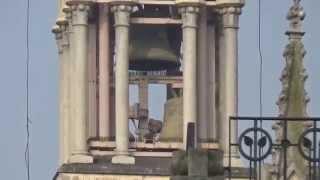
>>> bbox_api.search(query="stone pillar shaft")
[207,20,217,142]
[197,7,209,143]
[111,4,135,164]
[218,7,241,165]
[180,6,199,149]
[61,23,71,165]
[98,4,111,139]
[88,22,98,138]
[53,26,65,165]
[64,7,74,162]
[69,3,93,163]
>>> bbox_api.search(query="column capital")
[56,17,68,27]
[70,3,91,25]
[52,26,63,54]
[63,6,74,35]
[219,6,241,29]
[111,5,133,27]
[179,6,200,29]
[61,26,70,48]
[57,16,71,48]
[111,4,134,13]
[99,4,110,16]
[178,6,200,14]
[63,5,72,20]
[52,25,62,38]
[220,6,241,15]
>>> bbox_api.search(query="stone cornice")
[66,0,93,6]
[62,0,244,6]
[55,0,244,26]
[175,0,205,7]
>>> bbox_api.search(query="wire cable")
[258,0,263,119]
[257,0,264,178]
[25,0,31,179]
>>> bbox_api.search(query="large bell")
[159,97,183,142]
[129,24,181,71]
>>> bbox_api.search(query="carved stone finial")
[287,0,305,36]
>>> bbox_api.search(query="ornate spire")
[272,0,310,179]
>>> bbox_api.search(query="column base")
[112,154,135,165]
[69,154,93,163]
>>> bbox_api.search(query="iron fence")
[228,116,320,180]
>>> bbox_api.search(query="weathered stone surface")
[273,1,309,179]
[170,176,223,180]
[171,149,225,177]
[208,150,224,176]
[188,149,208,176]
[171,151,188,175]
[58,173,170,180]
[60,156,172,176]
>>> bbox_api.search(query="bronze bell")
[129,24,181,71]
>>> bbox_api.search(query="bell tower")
[53,0,246,179]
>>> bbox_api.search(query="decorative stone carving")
[53,26,63,54]
[272,0,309,179]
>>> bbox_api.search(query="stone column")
[98,4,112,140]
[218,7,242,166]
[68,2,93,163]
[179,6,199,149]
[88,21,98,138]
[61,19,72,165]
[53,25,65,165]
[63,5,74,161]
[207,16,217,142]
[111,4,135,164]
[197,7,209,143]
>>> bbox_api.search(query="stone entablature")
[57,174,169,180]
[57,0,244,11]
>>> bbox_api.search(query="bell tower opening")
[53,0,246,179]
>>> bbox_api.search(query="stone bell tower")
[52,0,246,179]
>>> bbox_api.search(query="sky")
[0,0,319,179]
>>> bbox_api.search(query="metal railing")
[228,116,320,180]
